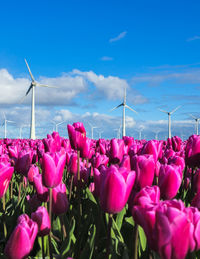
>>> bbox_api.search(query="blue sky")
[0,0,200,139]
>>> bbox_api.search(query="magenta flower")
[27,164,39,183]
[67,122,86,150]
[52,182,69,215]
[100,165,136,214]
[33,173,49,202]
[42,152,66,188]
[158,164,182,199]
[4,214,38,259]
[109,138,125,164]
[31,206,50,236]
[142,140,163,162]
[0,162,14,199]
[131,154,155,189]
[185,135,200,168]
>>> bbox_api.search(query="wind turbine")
[19,124,30,139]
[189,114,200,135]
[88,122,98,139]
[51,120,66,132]
[22,59,55,140]
[159,106,181,139]
[2,113,15,139]
[97,129,103,139]
[110,87,137,137]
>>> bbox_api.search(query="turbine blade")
[36,83,58,89]
[25,59,35,82]
[170,105,181,114]
[110,103,123,112]
[158,108,168,114]
[7,120,15,123]
[189,114,197,120]
[2,112,6,120]
[25,85,33,96]
[19,95,26,104]
[125,105,138,114]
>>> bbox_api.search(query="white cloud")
[186,36,200,42]
[72,69,128,100]
[100,56,113,61]
[109,31,127,43]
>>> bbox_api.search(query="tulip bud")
[67,122,86,150]
[52,182,69,215]
[100,165,136,214]
[4,214,38,259]
[42,152,66,188]
[31,206,51,236]
[0,162,14,199]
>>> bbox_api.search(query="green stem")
[69,174,74,201]
[133,224,139,259]
[60,214,67,240]
[106,214,112,259]
[3,195,7,239]
[41,236,45,259]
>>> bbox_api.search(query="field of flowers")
[1,122,200,259]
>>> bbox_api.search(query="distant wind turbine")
[52,120,66,132]
[110,87,137,137]
[189,114,200,135]
[159,106,181,139]
[2,113,15,139]
[97,129,103,139]
[22,59,56,140]
[88,122,98,139]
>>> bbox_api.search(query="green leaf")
[79,224,96,259]
[125,216,135,227]
[116,207,126,231]
[138,225,146,251]
[85,187,97,204]
[61,217,76,256]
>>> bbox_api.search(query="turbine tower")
[189,114,200,135]
[159,106,181,139]
[2,113,14,139]
[23,59,55,140]
[88,122,98,139]
[111,87,137,137]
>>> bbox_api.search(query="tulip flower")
[4,214,38,259]
[67,122,86,150]
[0,162,14,199]
[27,164,39,183]
[15,150,32,176]
[158,164,182,199]
[141,140,163,162]
[42,152,66,188]
[100,165,136,214]
[91,152,109,169]
[185,134,200,168]
[109,138,125,164]
[31,206,51,236]
[52,182,69,215]
[131,154,155,189]
[33,173,49,202]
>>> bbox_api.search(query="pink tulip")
[109,138,125,164]
[52,182,69,215]
[185,135,200,168]
[42,152,66,188]
[4,214,38,259]
[0,162,14,199]
[158,164,182,199]
[91,153,109,169]
[100,165,136,214]
[131,154,155,189]
[33,173,49,202]
[31,206,51,236]
[142,140,163,162]
[67,122,86,150]
[15,150,31,176]
[27,164,39,183]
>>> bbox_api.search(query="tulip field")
[2,122,200,259]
